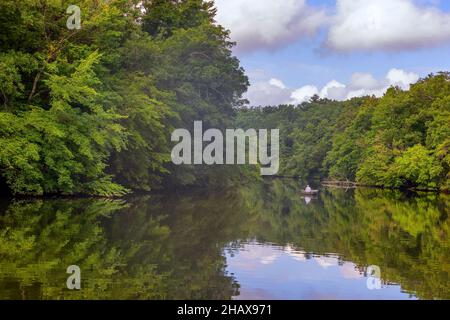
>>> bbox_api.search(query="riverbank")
[321,180,448,193]
[2,175,448,200]
[267,176,448,194]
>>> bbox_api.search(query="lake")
[0,180,448,300]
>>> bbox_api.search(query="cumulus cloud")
[245,69,419,106]
[269,78,287,89]
[319,80,347,100]
[214,0,327,53]
[244,77,292,106]
[345,68,419,99]
[349,73,379,90]
[290,85,319,104]
[214,0,450,54]
[327,0,450,52]
[386,68,421,89]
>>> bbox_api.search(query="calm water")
[0,180,448,300]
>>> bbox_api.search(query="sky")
[213,0,450,106]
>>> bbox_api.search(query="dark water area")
[0,180,448,300]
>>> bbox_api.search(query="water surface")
[0,180,448,299]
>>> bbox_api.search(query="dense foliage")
[236,97,364,179]
[0,0,248,196]
[237,74,450,191]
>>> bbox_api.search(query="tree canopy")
[237,73,450,191]
[0,0,248,196]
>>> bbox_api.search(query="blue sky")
[240,34,450,89]
[214,0,450,106]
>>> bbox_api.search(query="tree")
[389,145,443,189]
[0,0,249,195]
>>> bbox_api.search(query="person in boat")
[305,185,312,193]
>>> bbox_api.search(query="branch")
[27,70,42,103]
[189,51,212,60]
[27,28,83,103]
[1,88,8,110]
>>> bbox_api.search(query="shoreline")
[267,176,448,194]
[1,177,448,200]
[321,180,448,194]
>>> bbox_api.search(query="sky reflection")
[225,242,417,300]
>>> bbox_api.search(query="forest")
[237,73,450,192]
[0,0,449,196]
[0,0,248,196]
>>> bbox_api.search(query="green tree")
[0,0,249,195]
[389,145,443,189]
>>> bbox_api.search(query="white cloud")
[245,69,419,106]
[349,73,380,90]
[290,85,319,104]
[214,0,327,53]
[345,68,419,99]
[327,0,450,52]
[214,0,450,54]
[244,78,292,106]
[345,88,385,100]
[320,80,347,100]
[386,68,420,89]
[269,78,287,89]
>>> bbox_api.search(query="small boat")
[301,190,319,195]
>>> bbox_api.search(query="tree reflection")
[0,181,448,299]
[237,181,450,300]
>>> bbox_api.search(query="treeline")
[236,73,450,191]
[0,0,248,196]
